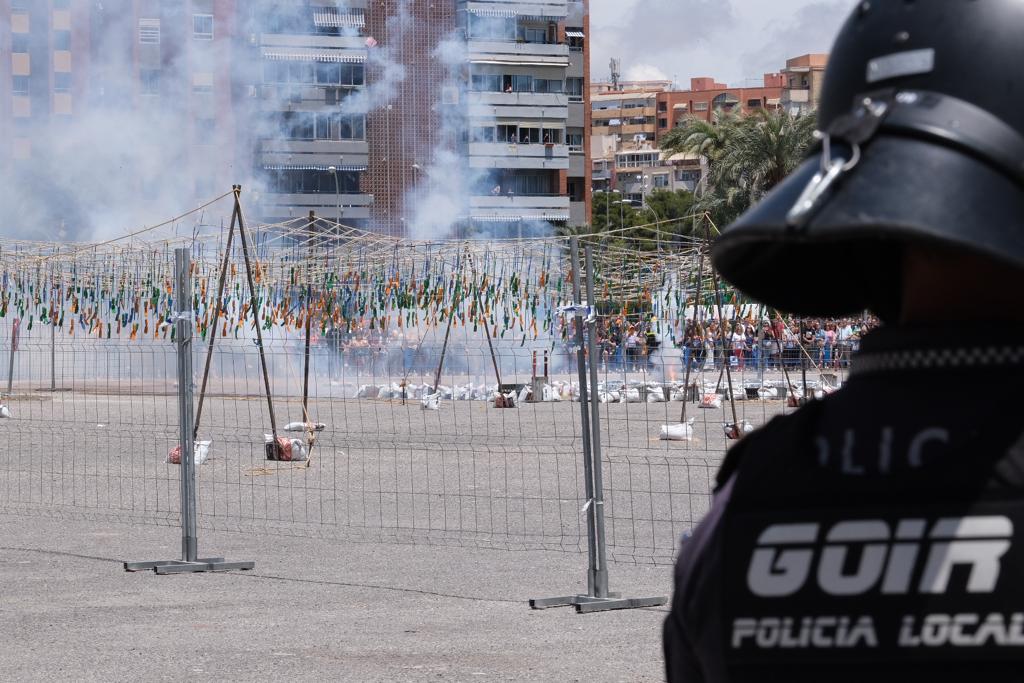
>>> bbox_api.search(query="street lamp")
[327,164,341,226]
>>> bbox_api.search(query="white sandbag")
[284,422,326,432]
[670,388,686,402]
[377,385,393,400]
[518,386,532,403]
[355,385,371,399]
[660,420,695,442]
[700,394,723,409]
[598,391,617,404]
[167,440,212,465]
[757,387,779,400]
[724,421,755,439]
[422,393,440,410]
[0,405,9,418]
[646,387,667,403]
[288,438,309,462]
[622,388,642,403]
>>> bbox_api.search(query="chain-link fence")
[0,204,853,573]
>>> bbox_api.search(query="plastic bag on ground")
[167,440,212,465]
[0,405,10,418]
[660,420,695,441]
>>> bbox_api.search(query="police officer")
[664,1,1024,681]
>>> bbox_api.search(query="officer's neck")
[900,248,1024,325]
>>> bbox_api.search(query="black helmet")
[712,0,1024,319]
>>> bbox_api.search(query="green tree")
[661,108,817,229]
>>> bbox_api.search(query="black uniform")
[665,326,1024,682]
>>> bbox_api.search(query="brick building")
[0,0,591,237]
[654,74,784,141]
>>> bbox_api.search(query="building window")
[693,101,709,112]
[566,30,584,51]
[139,18,161,44]
[13,34,30,53]
[140,69,160,95]
[566,77,584,102]
[53,30,71,51]
[471,74,501,92]
[658,101,667,112]
[192,72,214,93]
[658,118,668,128]
[653,175,669,188]
[566,133,583,151]
[193,14,214,40]
[267,169,360,195]
[54,72,72,92]
[533,78,562,93]
[747,99,762,108]
[52,31,71,52]
[13,76,30,95]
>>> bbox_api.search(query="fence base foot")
[529,593,666,613]
[123,557,254,574]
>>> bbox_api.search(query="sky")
[589,0,856,88]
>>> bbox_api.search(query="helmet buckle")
[786,134,861,229]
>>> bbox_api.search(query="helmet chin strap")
[786,134,861,228]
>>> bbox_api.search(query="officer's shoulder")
[715,392,834,489]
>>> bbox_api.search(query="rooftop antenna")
[610,58,621,91]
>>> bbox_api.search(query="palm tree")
[661,108,817,229]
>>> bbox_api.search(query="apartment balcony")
[468,40,569,67]
[259,34,368,52]
[469,142,569,170]
[257,192,373,220]
[466,0,568,20]
[259,139,369,168]
[468,91,568,120]
[470,194,571,223]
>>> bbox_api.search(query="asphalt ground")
[0,513,671,682]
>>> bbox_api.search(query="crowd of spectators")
[595,314,882,373]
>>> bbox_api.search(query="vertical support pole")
[234,186,280,447]
[680,247,704,422]
[5,317,18,396]
[569,237,598,598]
[174,247,198,564]
[584,244,609,599]
[302,211,315,424]
[704,221,739,431]
[194,201,238,438]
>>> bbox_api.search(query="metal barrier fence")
[0,207,850,578]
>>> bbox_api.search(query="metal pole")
[704,221,739,432]
[680,247,704,423]
[234,186,280,448]
[302,211,315,424]
[49,317,56,391]
[194,201,238,439]
[5,322,14,397]
[174,247,198,563]
[584,244,609,598]
[570,237,598,598]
